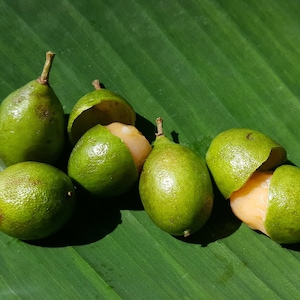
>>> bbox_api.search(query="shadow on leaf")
[27,181,144,248]
[175,181,241,246]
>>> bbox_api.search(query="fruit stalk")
[37,51,55,85]
[155,117,164,137]
[92,79,101,90]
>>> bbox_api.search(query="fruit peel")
[265,165,300,244]
[206,128,286,199]
[67,88,136,145]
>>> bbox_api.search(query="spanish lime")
[0,161,76,240]
[139,118,213,237]
[67,124,139,197]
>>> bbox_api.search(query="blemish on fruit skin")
[246,133,254,140]
[36,105,53,121]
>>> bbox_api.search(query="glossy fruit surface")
[67,80,136,145]
[206,128,286,199]
[0,161,76,240]
[265,165,300,244]
[0,51,65,166]
[68,124,138,197]
[139,118,213,237]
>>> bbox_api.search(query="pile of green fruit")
[0,51,213,241]
[0,51,299,245]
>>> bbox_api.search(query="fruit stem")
[92,79,102,90]
[37,51,55,85]
[155,117,165,138]
[184,230,191,238]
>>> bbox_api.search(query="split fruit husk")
[67,80,136,145]
[206,128,287,199]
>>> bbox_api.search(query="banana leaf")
[1,0,300,299]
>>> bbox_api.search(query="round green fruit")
[67,124,139,197]
[0,161,76,240]
[139,118,213,237]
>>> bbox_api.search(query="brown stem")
[92,79,101,90]
[155,117,165,138]
[37,51,55,85]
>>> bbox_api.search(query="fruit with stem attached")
[0,51,65,166]
[139,118,213,237]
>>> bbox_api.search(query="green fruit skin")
[265,165,300,244]
[67,88,136,145]
[0,80,65,166]
[68,124,138,197]
[206,128,286,199]
[0,162,76,240]
[139,137,214,236]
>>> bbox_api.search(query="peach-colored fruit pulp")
[105,122,152,173]
[230,171,273,235]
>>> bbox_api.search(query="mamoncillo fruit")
[0,51,65,166]
[205,128,300,244]
[139,117,213,237]
[0,161,76,240]
[68,123,151,197]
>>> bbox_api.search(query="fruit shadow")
[175,179,242,246]
[26,182,144,248]
[167,132,241,246]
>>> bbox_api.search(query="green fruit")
[0,161,76,240]
[139,118,213,237]
[230,165,300,244]
[67,79,136,145]
[0,52,65,166]
[68,124,139,197]
[206,128,286,199]
[266,165,300,244]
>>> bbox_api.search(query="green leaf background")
[1,0,300,299]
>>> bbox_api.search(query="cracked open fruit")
[0,51,65,166]
[67,122,151,197]
[230,165,300,244]
[67,80,136,145]
[139,118,214,237]
[205,128,300,244]
[0,161,76,240]
[205,128,286,199]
